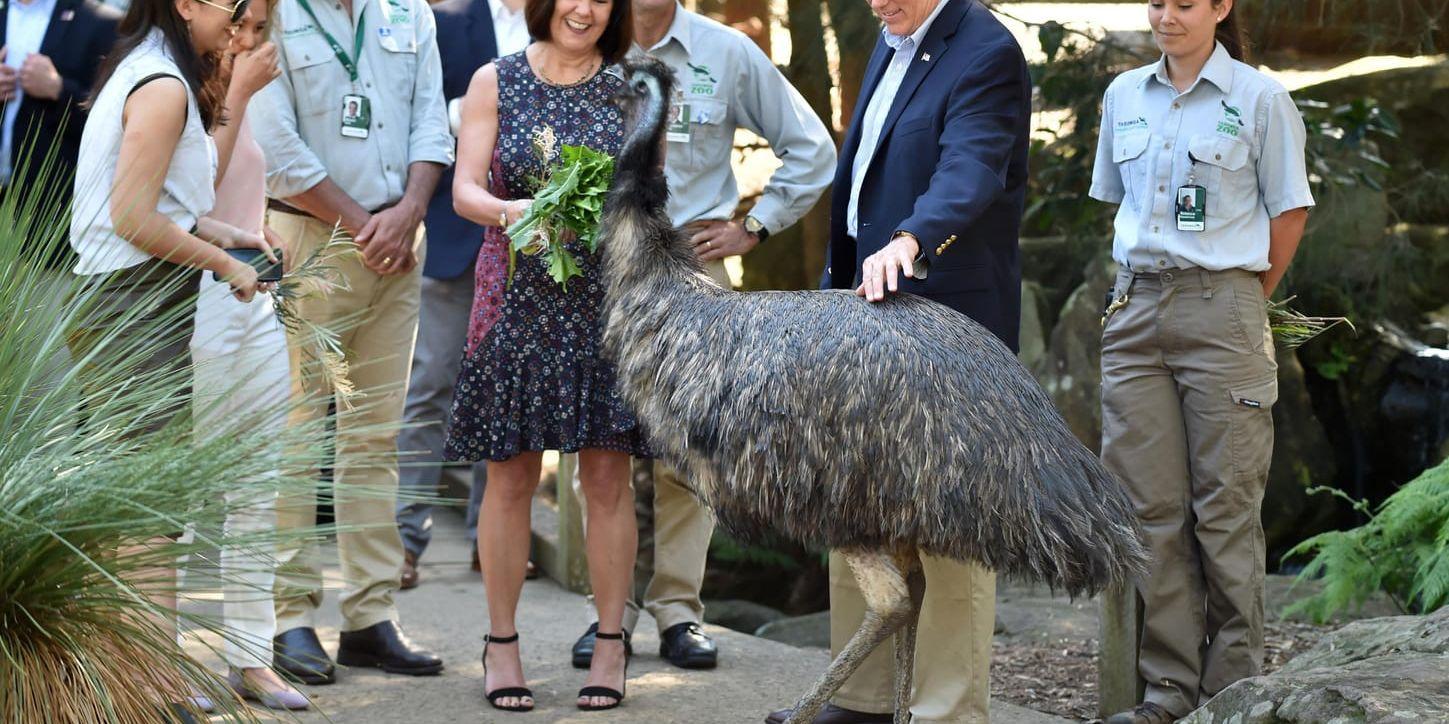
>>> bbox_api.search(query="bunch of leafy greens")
[505,143,615,289]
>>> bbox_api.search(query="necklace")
[536,54,602,88]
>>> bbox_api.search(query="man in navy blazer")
[0,0,119,269]
[773,1,1030,722]
[395,0,529,588]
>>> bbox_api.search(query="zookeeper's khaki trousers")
[270,210,423,633]
[1100,265,1278,716]
[829,553,995,723]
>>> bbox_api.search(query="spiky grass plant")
[0,145,392,722]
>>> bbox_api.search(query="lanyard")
[294,0,366,83]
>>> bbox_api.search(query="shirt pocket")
[376,24,419,97]
[1112,131,1150,213]
[681,97,729,171]
[283,34,338,119]
[1188,134,1255,221]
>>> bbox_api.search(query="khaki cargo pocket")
[1228,377,1277,493]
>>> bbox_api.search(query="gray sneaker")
[1105,702,1177,724]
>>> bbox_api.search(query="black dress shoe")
[571,622,633,669]
[273,627,336,685]
[336,620,444,676]
[764,704,893,724]
[660,621,718,669]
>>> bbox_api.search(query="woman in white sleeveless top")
[69,0,273,717]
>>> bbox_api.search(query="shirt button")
[1215,153,1222,160]
[1152,225,1160,233]
[1163,142,1171,150]
[1158,260,1168,267]
[1158,185,1166,192]
[378,122,384,129]
[1172,102,1180,109]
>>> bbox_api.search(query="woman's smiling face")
[550,0,613,55]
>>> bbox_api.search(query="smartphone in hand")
[212,248,284,283]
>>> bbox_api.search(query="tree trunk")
[828,0,876,125]
[741,0,834,291]
[724,0,771,56]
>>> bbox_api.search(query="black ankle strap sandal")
[577,631,628,711]
[483,633,533,712]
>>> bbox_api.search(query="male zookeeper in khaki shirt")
[251,0,452,685]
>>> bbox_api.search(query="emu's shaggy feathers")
[600,58,1147,597]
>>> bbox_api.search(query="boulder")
[1038,254,1116,452]
[754,610,830,649]
[703,598,786,635]
[1262,346,1340,561]
[1183,608,1449,722]
[1019,280,1048,374]
[1295,61,1449,224]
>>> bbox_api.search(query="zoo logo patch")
[1217,100,1245,137]
[686,62,718,96]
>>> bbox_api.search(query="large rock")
[1038,254,1116,452]
[702,598,786,635]
[1263,346,1339,561]
[754,610,830,649]
[1183,608,1449,722]
[1019,280,1048,374]
[1296,61,1449,224]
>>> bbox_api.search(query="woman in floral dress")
[448,0,642,714]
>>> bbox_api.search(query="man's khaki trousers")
[1100,266,1278,717]
[269,210,423,633]
[571,259,729,632]
[828,553,995,723]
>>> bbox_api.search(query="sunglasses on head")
[195,0,252,24]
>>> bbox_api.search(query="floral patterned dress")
[445,51,652,462]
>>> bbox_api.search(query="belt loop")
[1200,268,1213,299]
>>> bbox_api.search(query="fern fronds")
[1285,459,1449,622]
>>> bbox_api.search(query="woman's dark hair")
[1214,0,1248,62]
[88,0,227,128]
[525,0,634,65]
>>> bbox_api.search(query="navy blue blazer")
[825,0,1031,352]
[0,0,119,267]
[424,0,499,280]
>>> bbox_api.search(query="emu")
[598,59,1149,723]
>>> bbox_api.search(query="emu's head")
[612,58,674,160]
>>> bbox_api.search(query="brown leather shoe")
[525,559,539,580]
[400,551,419,590]
[1105,702,1177,724]
[764,704,893,724]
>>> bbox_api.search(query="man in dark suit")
[394,0,529,588]
[769,1,1031,722]
[0,0,119,265]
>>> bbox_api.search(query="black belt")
[266,199,393,217]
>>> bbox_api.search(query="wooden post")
[1098,581,1145,716]
[536,453,591,594]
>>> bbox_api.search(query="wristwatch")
[743,215,770,243]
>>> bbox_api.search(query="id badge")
[1176,184,1206,232]
[666,91,690,143]
[341,94,371,139]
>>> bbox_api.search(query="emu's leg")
[891,562,926,724]
[786,550,914,724]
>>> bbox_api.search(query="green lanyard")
[294,0,366,83]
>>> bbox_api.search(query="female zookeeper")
[1088,1,1314,723]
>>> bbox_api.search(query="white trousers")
[190,275,291,669]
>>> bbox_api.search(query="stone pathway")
[183,510,1068,723]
